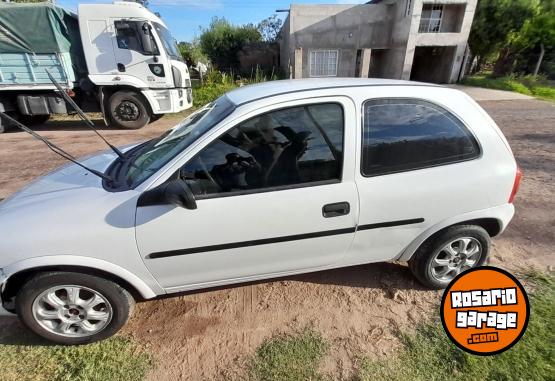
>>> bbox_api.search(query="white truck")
[0,1,192,132]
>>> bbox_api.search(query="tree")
[199,17,261,71]
[257,14,283,43]
[468,0,535,72]
[510,0,555,76]
[178,41,207,67]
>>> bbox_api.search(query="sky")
[56,0,366,42]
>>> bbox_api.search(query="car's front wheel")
[409,225,490,289]
[16,272,134,345]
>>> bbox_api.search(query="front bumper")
[0,269,13,315]
[142,87,193,114]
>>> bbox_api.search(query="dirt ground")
[0,98,553,380]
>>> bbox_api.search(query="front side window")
[115,20,159,55]
[179,103,344,197]
[309,50,338,77]
[362,99,480,177]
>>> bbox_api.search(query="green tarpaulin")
[0,2,87,80]
[0,2,80,54]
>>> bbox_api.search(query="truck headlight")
[171,65,182,88]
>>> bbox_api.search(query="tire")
[0,116,7,134]
[108,90,150,130]
[149,113,164,123]
[19,114,50,126]
[16,272,135,345]
[409,225,490,289]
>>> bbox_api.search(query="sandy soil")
[0,99,553,380]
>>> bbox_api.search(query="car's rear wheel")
[16,272,134,345]
[409,225,490,289]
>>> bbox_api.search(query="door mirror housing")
[138,179,197,210]
[140,22,156,56]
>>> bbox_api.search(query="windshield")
[123,96,235,188]
[153,22,180,59]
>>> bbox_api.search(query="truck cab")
[78,2,192,129]
[0,1,192,131]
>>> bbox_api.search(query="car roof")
[225,78,440,106]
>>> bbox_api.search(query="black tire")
[0,116,7,134]
[16,272,135,345]
[409,225,490,289]
[19,114,51,126]
[108,90,150,130]
[149,113,164,123]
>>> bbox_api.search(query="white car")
[0,79,521,344]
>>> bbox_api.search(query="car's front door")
[136,97,359,291]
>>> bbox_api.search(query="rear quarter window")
[362,98,480,177]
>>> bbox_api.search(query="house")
[279,0,476,83]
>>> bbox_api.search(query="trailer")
[0,2,192,132]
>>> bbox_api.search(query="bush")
[199,17,261,71]
[193,83,237,107]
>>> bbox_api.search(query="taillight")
[509,165,522,203]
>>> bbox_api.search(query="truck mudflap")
[99,86,109,126]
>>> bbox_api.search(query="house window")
[309,50,338,77]
[419,4,443,33]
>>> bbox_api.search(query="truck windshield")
[153,22,181,60]
[123,96,235,188]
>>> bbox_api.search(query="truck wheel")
[108,91,150,130]
[0,116,7,134]
[150,114,164,123]
[16,271,135,345]
[409,225,490,289]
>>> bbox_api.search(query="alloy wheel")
[32,285,113,338]
[429,237,482,283]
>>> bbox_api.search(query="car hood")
[0,145,139,211]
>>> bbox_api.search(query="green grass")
[248,327,329,381]
[0,336,151,381]
[461,75,555,102]
[244,272,554,381]
[355,272,554,381]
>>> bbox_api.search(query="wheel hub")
[115,100,140,122]
[430,237,482,283]
[32,285,113,337]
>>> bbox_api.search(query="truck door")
[111,19,166,88]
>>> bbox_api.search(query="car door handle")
[322,202,350,218]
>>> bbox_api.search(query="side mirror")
[137,179,197,210]
[140,22,155,55]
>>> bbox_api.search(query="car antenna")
[0,112,114,183]
[46,70,126,160]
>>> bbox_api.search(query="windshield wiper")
[0,112,114,183]
[46,70,126,160]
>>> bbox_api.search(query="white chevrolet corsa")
[0,79,521,344]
